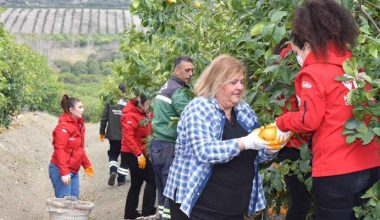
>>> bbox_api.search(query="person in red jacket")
[121,94,156,220]
[49,94,94,198]
[273,1,380,219]
[272,41,312,220]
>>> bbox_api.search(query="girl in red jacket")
[49,95,94,198]
[121,95,156,220]
[273,1,380,219]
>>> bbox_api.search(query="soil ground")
[0,112,134,220]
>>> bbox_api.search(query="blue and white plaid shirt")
[163,97,275,217]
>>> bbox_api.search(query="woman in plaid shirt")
[163,55,288,219]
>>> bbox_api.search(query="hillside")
[0,8,141,34]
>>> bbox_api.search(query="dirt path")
[0,112,133,220]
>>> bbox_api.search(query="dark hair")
[174,56,193,69]
[272,38,289,55]
[291,0,359,58]
[135,93,150,106]
[118,83,126,93]
[60,94,80,113]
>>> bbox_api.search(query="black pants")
[122,152,156,218]
[276,148,312,220]
[169,199,188,220]
[169,198,244,220]
[108,140,128,182]
[313,166,380,220]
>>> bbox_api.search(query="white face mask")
[296,47,305,67]
[296,54,304,67]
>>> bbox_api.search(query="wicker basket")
[46,196,95,220]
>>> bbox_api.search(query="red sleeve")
[276,73,325,133]
[81,125,91,168]
[52,124,70,176]
[121,114,143,156]
[279,44,292,58]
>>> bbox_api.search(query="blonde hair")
[195,54,247,98]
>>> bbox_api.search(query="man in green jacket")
[151,56,194,219]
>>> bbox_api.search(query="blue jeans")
[150,139,175,209]
[48,163,80,198]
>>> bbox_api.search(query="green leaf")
[300,144,311,160]
[131,0,140,8]
[250,22,266,36]
[272,26,286,44]
[342,129,356,135]
[373,128,380,136]
[342,60,354,75]
[299,160,311,173]
[346,135,357,144]
[370,106,380,117]
[263,65,278,73]
[345,118,358,129]
[361,130,375,145]
[270,11,287,23]
[340,0,354,10]
[355,122,368,133]
[368,45,378,58]
[336,76,353,81]
[262,23,275,37]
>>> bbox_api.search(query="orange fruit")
[280,206,288,215]
[194,1,201,8]
[259,125,277,141]
[167,0,176,4]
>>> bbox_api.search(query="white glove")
[271,122,292,144]
[61,174,71,185]
[240,129,269,150]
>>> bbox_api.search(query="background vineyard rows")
[0,8,141,34]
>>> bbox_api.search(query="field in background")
[0,8,141,34]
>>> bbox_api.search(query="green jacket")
[152,76,192,142]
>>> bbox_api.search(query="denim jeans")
[48,163,79,198]
[150,139,175,217]
[313,166,380,220]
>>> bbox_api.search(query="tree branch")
[359,0,380,34]
[364,0,380,11]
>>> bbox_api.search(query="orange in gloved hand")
[258,126,283,150]
[84,166,94,176]
[99,134,105,142]
[137,154,146,169]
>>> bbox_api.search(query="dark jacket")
[99,99,127,141]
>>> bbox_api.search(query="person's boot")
[108,172,117,186]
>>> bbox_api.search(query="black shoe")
[117,180,126,186]
[108,172,117,186]
[143,208,157,220]
[124,211,143,220]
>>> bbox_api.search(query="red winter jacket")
[50,113,91,176]
[278,45,309,149]
[121,99,153,156]
[276,44,380,177]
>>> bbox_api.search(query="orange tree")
[0,20,62,128]
[107,0,380,218]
